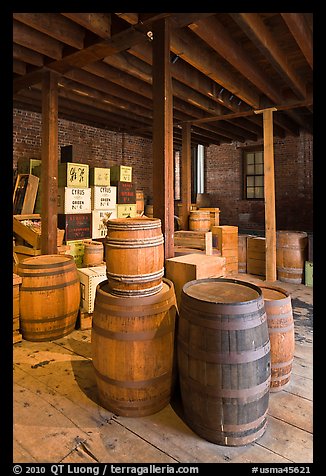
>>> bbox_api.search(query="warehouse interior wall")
[13,108,312,232]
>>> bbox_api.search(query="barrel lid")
[260,285,289,301]
[183,278,261,304]
[106,217,161,230]
[18,254,73,267]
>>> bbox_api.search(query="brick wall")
[13,108,153,203]
[206,131,313,232]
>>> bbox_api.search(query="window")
[244,149,264,199]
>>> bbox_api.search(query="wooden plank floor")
[13,273,313,464]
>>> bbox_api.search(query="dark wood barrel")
[178,277,271,446]
[276,231,308,283]
[18,254,80,341]
[105,218,164,297]
[260,285,294,392]
[188,210,211,232]
[92,278,177,417]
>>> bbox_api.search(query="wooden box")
[92,209,117,239]
[17,158,41,176]
[91,186,117,210]
[174,231,212,255]
[78,265,107,313]
[110,165,132,183]
[89,167,110,186]
[58,213,92,241]
[66,240,85,267]
[247,236,266,276]
[212,225,238,253]
[165,253,226,309]
[198,207,220,228]
[116,204,137,218]
[13,214,41,248]
[111,181,136,204]
[58,162,89,188]
[57,187,91,214]
[13,174,39,215]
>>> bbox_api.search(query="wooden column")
[255,107,277,281]
[41,71,59,255]
[180,123,192,230]
[152,18,174,259]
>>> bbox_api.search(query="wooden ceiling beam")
[281,13,313,69]
[230,13,307,99]
[61,13,111,39]
[171,28,260,108]
[13,13,85,50]
[13,44,44,67]
[13,20,63,60]
[13,59,26,75]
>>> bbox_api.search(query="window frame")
[243,147,264,200]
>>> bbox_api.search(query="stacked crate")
[90,167,117,240]
[110,165,137,218]
[247,236,266,276]
[57,147,92,267]
[212,225,238,275]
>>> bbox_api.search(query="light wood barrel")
[105,218,164,297]
[83,240,104,266]
[189,210,211,232]
[92,278,177,417]
[276,231,308,283]
[18,254,80,341]
[260,285,294,392]
[178,278,270,446]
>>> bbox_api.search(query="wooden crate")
[174,231,213,255]
[91,186,117,210]
[89,167,110,186]
[78,265,107,313]
[58,162,89,188]
[13,215,65,249]
[91,209,117,239]
[17,158,41,176]
[212,225,238,274]
[165,253,226,309]
[57,187,92,214]
[111,181,136,204]
[247,236,266,276]
[13,174,39,215]
[65,240,85,267]
[110,165,132,183]
[116,204,137,218]
[198,207,220,228]
[58,213,92,241]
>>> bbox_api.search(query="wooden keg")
[136,189,145,215]
[105,217,164,297]
[144,204,153,218]
[260,285,294,392]
[83,240,104,266]
[92,278,177,417]
[18,254,80,341]
[178,277,271,446]
[188,210,211,232]
[276,231,308,283]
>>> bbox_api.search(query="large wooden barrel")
[276,231,308,283]
[178,277,271,446]
[92,278,177,417]
[18,254,80,341]
[189,210,211,232]
[260,285,294,392]
[105,218,164,297]
[83,240,104,266]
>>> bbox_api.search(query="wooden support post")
[180,123,192,230]
[152,18,174,258]
[41,71,59,255]
[255,107,277,281]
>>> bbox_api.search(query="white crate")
[91,186,117,210]
[78,265,107,313]
[92,209,117,239]
[57,187,91,214]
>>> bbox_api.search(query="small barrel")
[188,210,211,232]
[136,190,145,215]
[92,278,177,417]
[83,240,104,266]
[260,285,295,392]
[276,231,308,283]
[17,254,80,341]
[144,204,153,218]
[105,217,164,297]
[178,277,271,446]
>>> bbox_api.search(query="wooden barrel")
[276,231,308,283]
[105,218,164,297]
[17,254,80,341]
[178,277,271,446]
[136,189,145,215]
[260,285,294,392]
[238,234,252,273]
[144,204,153,218]
[189,210,211,232]
[83,240,104,266]
[92,278,177,417]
